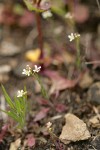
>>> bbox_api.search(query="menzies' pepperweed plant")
[22,65,48,99]
[1,85,27,129]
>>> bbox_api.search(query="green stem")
[76,38,81,70]
[33,73,49,99]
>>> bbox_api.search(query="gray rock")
[0,64,12,74]
[87,82,100,104]
[0,41,21,56]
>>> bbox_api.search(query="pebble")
[0,41,21,56]
[87,82,100,104]
[59,113,91,144]
[79,72,93,89]
[13,62,32,78]
[0,64,12,74]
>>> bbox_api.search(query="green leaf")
[1,85,15,109]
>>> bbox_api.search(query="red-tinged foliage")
[34,107,50,122]
[0,125,8,142]
[55,103,67,113]
[73,4,89,23]
[19,10,34,27]
[44,70,82,93]
[26,134,36,147]
[36,98,50,106]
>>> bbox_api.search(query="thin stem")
[85,60,100,65]
[96,0,100,12]
[76,38,81,70]
[35,12,44,59]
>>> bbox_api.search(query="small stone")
[0,74,9,83]
[0,41,21,56]
[0,64,12,74]
[13,62,32,78]
[89,115,100,128]
[87,82,100,104]
[79,72,93,89]
[59,113,90,144]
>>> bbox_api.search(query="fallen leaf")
[44,70,82,94]
[73,4,89,23]
[26,134,36,147]
[55,103,67,113]
[19,10,34,27]
[25,49,41,62]
[34,107,50,122]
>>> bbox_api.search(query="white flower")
[42,10,52,19]
[17,90,27,97]
[74,33,80,38]
[33,65,41,73]
[46,122,52,129]
[68,33,75,42]
[22,65,31,76]
[68,33,80,42]
[65,12,73,19]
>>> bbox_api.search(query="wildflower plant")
[22,65,48,99]
[1,85,27,129]
[68,33,81,70]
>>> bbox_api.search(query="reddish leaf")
[26,134,36,147]
[34,108,50,122]
[73,4,89,23]
[19,10,34,27]
[44,70,82,93]
[0,125,8,142]
[55,103,67,113]
[36,98,50,106]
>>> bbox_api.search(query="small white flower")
[74,33,80,38]
[68,33,75,42]
[68,33,80,42]
[42,10,52,19]
[65,12,73,19]
[22,65,31,76]
[17,90,27,97]
[33,65,41,73]
[46,122,52,129]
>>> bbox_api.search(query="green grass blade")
[1,85,15,109]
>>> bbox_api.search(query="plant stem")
[35,12,44,60]
[76,38,81,70]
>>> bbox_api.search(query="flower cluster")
[65,12,73,19]
[68,33,80,42]
[22,65,32,76]
[17,90,27,97]
[22,65,41,76]
[42,10,52,19]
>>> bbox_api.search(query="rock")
[79,72,93,89]
[13,62,32,78]
[89,115,100,128]
[59,113,90,144]
[87,82,100,104]
[0,41,21,56]
[0,64,12,74]
[0,74,10,83]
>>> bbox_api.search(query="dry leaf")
[34,108,50,122]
